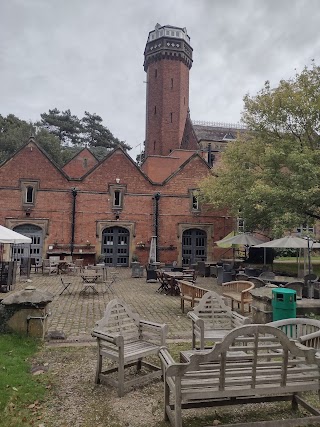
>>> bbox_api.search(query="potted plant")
[132,253,139,263]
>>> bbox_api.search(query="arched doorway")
[101,226,130,267]
[13,224,43,263]
[182,228,207,267]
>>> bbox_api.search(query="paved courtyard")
[9,268,220,343]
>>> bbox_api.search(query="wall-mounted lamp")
[115,178,120,184]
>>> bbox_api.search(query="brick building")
[0,23,243,267]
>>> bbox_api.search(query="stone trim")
[96,220,136,260]
[5,218,49,236]
[177,223,214,265]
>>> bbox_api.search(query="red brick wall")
[145,59,190,157]
[62,148,98,178]
[0,142,233,265]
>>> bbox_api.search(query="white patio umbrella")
[254,235,320,249]
[215,233,265,263]
[254,235,320,275]
[215,233,264,247]
[0,225,31,262]
[0,225,32,244]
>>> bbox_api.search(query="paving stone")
[3,269,221,342]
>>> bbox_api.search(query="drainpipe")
[153,193,161,262]
[71,188,78,256]
[207,143,212,167]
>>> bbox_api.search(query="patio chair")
[156,270,169,293]
[280,281,304,299]
[303,273,318,298]
[188,290,251,349]
[59,277,72,295]
[30,258,42,273]
[247,276,268,288]
[92,298,168,396]
[259,271,276,281]
[42,259,57,275]
[102,271,119,294]
[182,269,196,283]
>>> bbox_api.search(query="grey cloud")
[1,0,320,159]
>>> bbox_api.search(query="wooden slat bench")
[92,298,168,397]
[159,324,320,427]
[267,317,320,354]
[221,280,255,313]
[187,290,251,349]
[176,279,208,313]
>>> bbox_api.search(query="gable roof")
[0,137,71,180]
[142,149,197,183]
[180,112,199,150]
[79,145,154,184]
[62,147,99,178]
[62,146,99,167]
[141,150,209,184]
[162,151,210,185]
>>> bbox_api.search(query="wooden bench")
[187,290,251,349]
[267,317,320,354]
[176,280,208,313]
[159,324,320,427]
[92,298,168,397]
[221,280,255,313]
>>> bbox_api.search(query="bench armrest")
[91,330,123,346]
[139,320,168,345]
[187,311,199,322]
[159,346,175,368]
[159,347,187,376]
[299,330,320,349]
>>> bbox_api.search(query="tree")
[39,108,83,145]
[0,114,66,166]
[0,114,33,163]
[199,63,320,237]
[81,111,131,151]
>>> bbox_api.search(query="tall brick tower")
[144,24,193,157]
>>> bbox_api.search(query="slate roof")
[193,122,247,142]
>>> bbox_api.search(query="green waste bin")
[272,288,296,321]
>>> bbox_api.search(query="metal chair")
[103,271,118,294]
[59,277,72,295]
[156,270,169,293]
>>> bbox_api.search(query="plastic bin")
[272,288,296,321]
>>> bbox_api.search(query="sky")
[1,0,320,160]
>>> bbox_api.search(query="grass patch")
[273,258,320,277]
[0,333,47,427]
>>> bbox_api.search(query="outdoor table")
[80,273,99,295]
[57,261,71,275]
